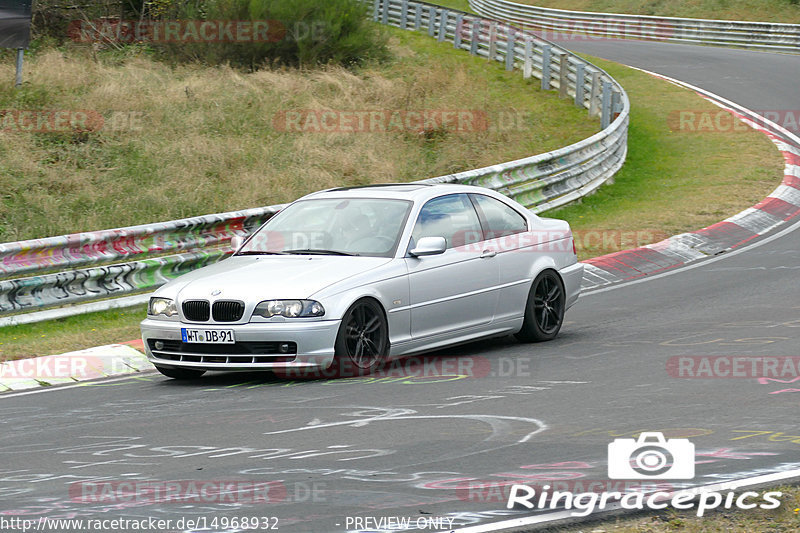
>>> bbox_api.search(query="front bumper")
[140,317,340,371]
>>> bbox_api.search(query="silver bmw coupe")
[140,183,583,379]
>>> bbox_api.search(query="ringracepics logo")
[506,483,782,517]
[506,433,782,517]
[608,432,695,479]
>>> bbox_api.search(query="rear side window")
[471,194,528,239]
[411,194,483,249]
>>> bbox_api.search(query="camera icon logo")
[608,432,695,479]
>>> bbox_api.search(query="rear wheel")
[515,270,565,343]
[330,298,389,377]
[154,365,206,380]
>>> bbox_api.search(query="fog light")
[279,343,290,353]
[154,341,164,350]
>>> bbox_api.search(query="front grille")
[182,300,210,321]
[148,339,297,364]
[212,300,245,322]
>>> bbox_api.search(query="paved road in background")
[561,40,800,114]
[1,42,800,533]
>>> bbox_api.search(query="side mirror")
[231,234,244,252]
[409,236,447,257]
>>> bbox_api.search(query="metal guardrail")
[469,0,800,53]
[0,0,629,324]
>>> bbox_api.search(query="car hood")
[160,255,392,302]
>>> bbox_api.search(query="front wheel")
[515,270,566,343]
[330,298,389,377]
[154,365,206,380]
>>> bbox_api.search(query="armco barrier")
[0,0,628,324]
[469,0,800,53]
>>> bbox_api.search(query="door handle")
[480,249,497,258]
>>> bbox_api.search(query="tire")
[154,365,206,380]
[330,298,389,378]
[515,269,566,343]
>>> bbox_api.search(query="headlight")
[253,299,325,318]
[148,297,177,317]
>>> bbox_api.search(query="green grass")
[514,0,800,23]
[0,26,596,242]
[429,0,472,11]
[0,306,147,360]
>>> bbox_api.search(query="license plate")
[181,328,235,344]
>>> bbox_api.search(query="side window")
[411,194,483,249]
[471,194,528,239]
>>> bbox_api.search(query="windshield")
[238,197,412,258]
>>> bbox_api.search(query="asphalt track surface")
[2,41,800,533]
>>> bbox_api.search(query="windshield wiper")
[283,249,360,256]
[236,250,289,255]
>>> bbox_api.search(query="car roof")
[301,182,504,203]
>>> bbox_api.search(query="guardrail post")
[611,90,621,121]
[400,0,408,29]
[601,80,612,129]
[541,44,551,90]
[373,0,380,22]
[438,10,448,42]
[414,4,422,31]
[505,30,515,71]
[15,49,24,88]
[454,13,464,48]
[574,63,585,108]
[381,0,389,24]
[428,6,436,36]
[523,38,533,78]
[470,19,480,55]
[588,68,600,116]
[488,21,497,61]
[558,52,569,97]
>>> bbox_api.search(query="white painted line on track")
[0,371,157,399]
[633,68,800,147]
